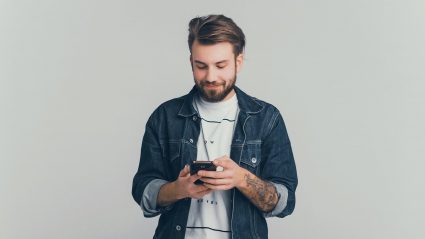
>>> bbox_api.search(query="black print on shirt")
[197,199,218,205]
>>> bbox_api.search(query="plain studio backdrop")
[1,0,424,238]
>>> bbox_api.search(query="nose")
[205,68,217,83]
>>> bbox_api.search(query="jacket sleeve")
[262,182,288,218]
[141,179,172,217]
[132,108,174,217]
[260,109,298,218]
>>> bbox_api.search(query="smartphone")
[190,161,217,185]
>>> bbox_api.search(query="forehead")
[191,40,234,63]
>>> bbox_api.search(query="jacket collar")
[177,85,263,117]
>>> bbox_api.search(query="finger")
[200,188,213,196]
[200,178,229,186]
[190,186,211,199]
[189,174,202,183]
[197,170,226,178]
[179,165,190,177]
[194,188,213,198]
[213,157,233,168]
[194,185,211,192]
[193,184,210,192]
[200,177,231,186]
[203,183,231,191]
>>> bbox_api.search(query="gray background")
[1,0,424,238]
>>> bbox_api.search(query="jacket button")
[193,116,197,121]
[189,138,194,144]
[251,157,257,164]
[176,225,181,231]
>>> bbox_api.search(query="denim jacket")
[132,86,298,239]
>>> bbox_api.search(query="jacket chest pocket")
[158,140,183,180]
[161,140,182,177]
[161,140,182,163]
[167,140,181,162]
[240,141,262,174]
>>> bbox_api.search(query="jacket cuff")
[141,179,172,217]
[263,182,288,218]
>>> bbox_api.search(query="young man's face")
[190,40,243,102]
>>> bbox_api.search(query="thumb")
[213,157,226,167]
[213,156,232,169]
[179,164,190,177]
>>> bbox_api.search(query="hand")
[197,156,246,190]
[173,165,213,199]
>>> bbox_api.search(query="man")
[132,14,297,239]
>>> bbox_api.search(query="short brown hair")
[188,14,246,56]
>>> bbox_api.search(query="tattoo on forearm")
[244,173,278,212]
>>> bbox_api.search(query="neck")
[222,89,236,101]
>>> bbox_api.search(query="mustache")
[200,81,225,87]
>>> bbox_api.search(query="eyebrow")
[194,60,229,65]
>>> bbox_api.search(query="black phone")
[190,161,217,185]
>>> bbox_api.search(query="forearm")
[236,168,279,213]
[156,181,182,207]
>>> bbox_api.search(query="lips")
[202,82,224,88]
[205,84,220,88]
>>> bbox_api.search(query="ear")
[189,54,194,72]
[236,53,244,73]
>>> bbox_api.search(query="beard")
[194,74,237,102]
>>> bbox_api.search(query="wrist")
[236,167,249,188]
[171,180,184,200]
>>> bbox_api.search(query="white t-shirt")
[185,93,239,239]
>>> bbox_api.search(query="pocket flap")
[240,142,261,168]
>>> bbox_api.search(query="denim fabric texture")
[132,86,298,239]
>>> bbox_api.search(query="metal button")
[176,225,181,231]
[251,157,257,164]
[193,115,197,121]
[189,138,194,144]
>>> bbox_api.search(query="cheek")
[193,70,206,80]
[221,68,235,79]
